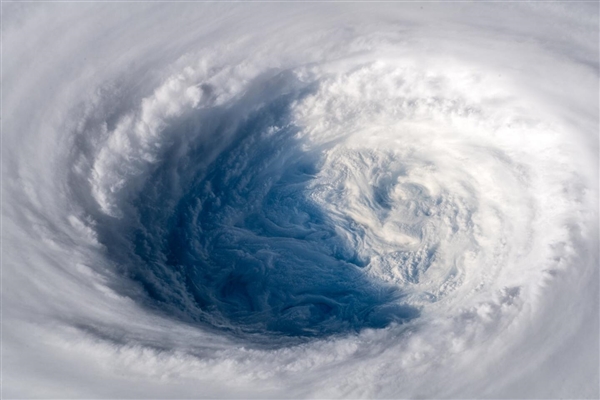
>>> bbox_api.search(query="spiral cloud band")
[3,2,599,398]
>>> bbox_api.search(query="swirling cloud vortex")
[3,2,598,398]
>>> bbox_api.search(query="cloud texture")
[2,2,599,398]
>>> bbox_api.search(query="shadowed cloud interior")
[96,75,418,339]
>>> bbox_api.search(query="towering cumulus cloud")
[2,2,598,398]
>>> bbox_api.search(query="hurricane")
[2,2,598,398]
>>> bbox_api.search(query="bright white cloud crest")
[2,2,598,398]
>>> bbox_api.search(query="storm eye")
[98,77,421,341]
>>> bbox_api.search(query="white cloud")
[3,2,598,398]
